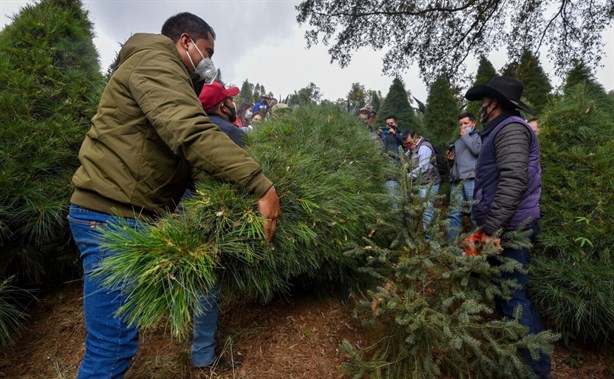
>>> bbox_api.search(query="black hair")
[385,115,397,122]
[458,112,476,121]
[161,12,216,42]
[402,129,416,140]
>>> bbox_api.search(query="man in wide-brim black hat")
[465,76,551,378]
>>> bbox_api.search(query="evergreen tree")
[563,61,614,114]
[502,50,552,115]
[341,158,558,378]
[377,77,420,132]
[530,65,614,343]
[346,82,367,113]
[253,83,261,102]
[286,82,322,107]
[93,106,389,336]
[236,79,255,105]
[215,68,224,86]
[0,0,103,343]
[368,90,381,113]
[466,55,497,116]
[423,75,461,146]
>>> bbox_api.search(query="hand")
[460,127,468,137]
[480,232,502,252]
[258,186,281,241]
[447,150,455,160]
[389,128,397,135]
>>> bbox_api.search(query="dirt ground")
[0,283,612,379]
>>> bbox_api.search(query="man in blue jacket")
[447,112,481,242]
[465,76,551,378]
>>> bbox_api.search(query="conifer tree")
[237,79,255,105]
[377,77,420,131]
[466,55,497,116]
[93,106,390,336]
[346,82,367,112]
[423,75,461,146]
[502,50,552,115]
[530,64,614,343]
[0,0,103,284]
[368,90,381,113]
[341,157,558,378]
[215,68,224,86]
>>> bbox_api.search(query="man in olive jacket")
[68,12,280,378]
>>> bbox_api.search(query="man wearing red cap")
[199,81,245,147]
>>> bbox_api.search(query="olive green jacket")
[71,33,272,217]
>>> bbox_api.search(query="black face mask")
[478,100,493,124]
[226,105,237,123]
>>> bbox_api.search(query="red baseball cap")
[199,81,240,110]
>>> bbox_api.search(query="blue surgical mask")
[186,37,217,83]
[245,110,253,120]
[465,127,473,133]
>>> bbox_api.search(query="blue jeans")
[68,205,140,379]
[191,283,221,367]
[69,205,220,378]
[494,229,551,378]
[447,179,476,242]
[417,183,440,232]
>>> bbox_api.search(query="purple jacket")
[472,114,541,235]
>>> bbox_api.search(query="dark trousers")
[495,229,551,378]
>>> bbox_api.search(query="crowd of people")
[64,10,550,379]
[363,75,550,378]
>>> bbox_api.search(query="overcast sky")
[1,0,613,104]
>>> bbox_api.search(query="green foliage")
[423,75,460,146]
[466,56,497,116]
[296,0,612,81]
[377,78,420,131]
[286,82,322,107]
[500,50,552,115]
[341,170,558,378]
[564,61,614,114]
[368,89,381,113]
[346,82,367,112]
[236,79,255,105]
[0,0,103,283]
[530,66,614,343]
[537,83,613,260]
[0,276,31,347]
[94,106,390,337]
[530,255,614,345]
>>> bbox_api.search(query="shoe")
[194,353,244,373]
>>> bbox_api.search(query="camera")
[447,143,455,150]
[381,127,390,134]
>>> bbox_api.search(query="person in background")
[403,129,441,235]
[465,75,550,378]
[237,102,254,130]
[199,81,245,146]
[527,117,540,136]
[377,115,405,201]
[251,110,265,124]
[367,110,377,131]
[67,12,280,378]
[447,112,481,242]
[357,105,371,128]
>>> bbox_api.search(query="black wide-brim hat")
[465,76,533,114]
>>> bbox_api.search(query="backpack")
[421,140,448,175]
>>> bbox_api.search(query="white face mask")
[186,37,217,83]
